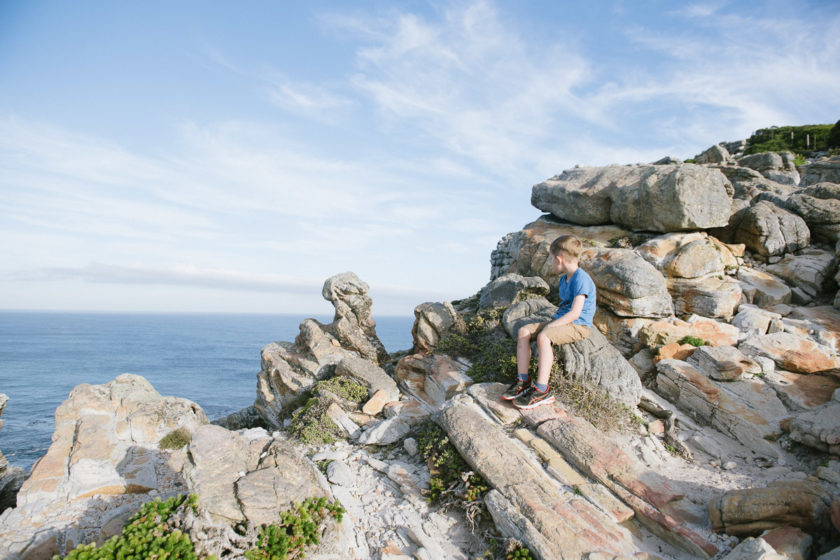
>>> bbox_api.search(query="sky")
[1,0,839,318]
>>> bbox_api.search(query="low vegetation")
[245,497,345,560]
[289,396,344,445]
[679,335,707,347]
[313,376,369,403]
[744,123,834,155]
[158,427,192,450]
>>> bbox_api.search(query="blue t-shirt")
[553,268,596,327]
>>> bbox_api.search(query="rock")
[709,479,832,537]
[553,329,644,407]
[583,247,674,318]
[361,389,391,416]
[322,272,389,365]
[654,156,682,164]
[502,297,556,338]
[788,305,840,350]
[336,355,401,403]
[357,417,411,446]
[731,201,810,257]
[479,273,550,309]
[669,276,743,320]
[640,316,740,349]
[533,164,732,231]
[468,382,522,425]
[637,232,738,278]
[439,396,639,559]
[719,537,787,560]
[326,460,355,487]
[403,437,418,456]
[799,155,840,186]
[762,369,840,411]
[655,342,697,363]
[732,305,782,339]
[738,152,800,186]
[489,218,638,282]
[739,332,840,374]
[381,398,431,426]
[529,402,719,557]
[686,345,760,381]
[696,144,732,165]
[593,308,654,357]
[786,182,840,242]
[760,526,813,560]
[765,248,837,303]
[788,392,840,453]
[0,394,24,513]
[0,375,208,558]
[737,268,792,307]
[411,301,464,354]
[719,166,794,202]
[394,353,471,409]
[655,359,787,457]
[326,402,361,439]
[212,405,262,431]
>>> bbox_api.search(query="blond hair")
[549,235,583,260]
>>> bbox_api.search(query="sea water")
[0,311,414,472]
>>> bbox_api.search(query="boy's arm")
[546,294,586,328]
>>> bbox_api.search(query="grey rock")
[479,273,550,309]
[786,182,840,242]
[789,398,840,454]
[738,152,800,186]
[800,155,840,186]
[732,305,782,338]
[739,331,840,374]
[765,247,837,301]
[502,297,556,337]
[583,248,674,318]
[326,460,355,487]
[336,355,400,403]
[696,144,732,165]
[357,417,411,446]
[719,537,786,560]
[669,276,743,320]
[323,272,389,365]
[556,329,643,407]
[719,166,793,202]
[532,164,732,231]
[654,156,682,164]
[731,201,810,257]
[686,345,760,381]
[411,301,464,354]
[737,267,792,307]
[403,437,418,456]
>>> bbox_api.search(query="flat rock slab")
[640,317,740,349]
[789,394,840,454]
[739,332,840,374]
[439,396,638,559]
[737,267,792,307]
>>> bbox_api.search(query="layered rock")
[737,152,800,186]
[800,155,840,186]
[479,273,550,309]
[532,164,732,231]
[785,182,840,242]
[730,201,810,258]
[764,248,836,304]
[788,388,840,454]
[410,301,464,354]
[255,272,390,428]
[0,394,25,513]
[739,332,840,375]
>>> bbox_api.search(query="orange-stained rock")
[640,317,739,349]
[655,342,697,364]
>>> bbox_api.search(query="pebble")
[723,461,737,471]
[326,460,355,487]
[403,437,418,456]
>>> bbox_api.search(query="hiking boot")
[501,379,530,401]
[513,386,555,409]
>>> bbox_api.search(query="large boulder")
[582,248,674,318]
[737,267,792,307]
[799,155,840,186]
[640,316,740,349]
[731,201,810,258]
[785,182,840,243]
[0,394,25,513]
[479,273,550,309]
[669,276,743,321]
[696,144,733,165]
[502,298,557,338]
[655,359,787,457]
[739,332,840,375]
[0,375,208,559]
[637,232,737,279]
[718,166,795,202]
[322,272,389,365]
[438,397,639,559]
[553,329,643,407]
[788,388,840,454]
[410,301,464,354]
[686,345,760,381]
[532,164,732,232]
[765,248,837,304]
[709,480,833,537]
[738,152,800,186]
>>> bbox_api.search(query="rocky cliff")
[2,148,840,560]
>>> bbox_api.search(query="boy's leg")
[514,324,590,409]
[503,323,541,401]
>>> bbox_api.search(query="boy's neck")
[563,261,579,279]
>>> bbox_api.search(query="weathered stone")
[732,201,810,257]
[686,345,760,381]
[411,301,464,354]
[739,332,840,374]
[502,298,556,338]
[479,273,550,309]
[583,248,674,318]
[709,479,832,537]
[357,417,411,446]
[788,391,840,453]
[0,394,24,513]
[669,276,743,320]
[336,355,400,403]
[532,164,732,232]
[638,233,736,279]
[786,182,840,242]
[554,328,643,407]
[696,144,732,165]
[737,268,792,307]
[799,155,840,187]
[764,370,840,411]
[439,396,639,559]
[788,305,840,351]
[719,537,787,560]
[593,308,653,357]
[655,359,787,457]
[655,342,697,363]
[361,389,390,416]
[765,248,837,302]
[467,382,522,425]
[732,305,782,339]
[738,152,800,186]
[393,353,471,409]
[640,316,740,349]
[531,403,719,558]
[323,272,389,365]
[760,526,812,560]
[719,166,792,202]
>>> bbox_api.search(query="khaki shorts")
[520,322,591,345]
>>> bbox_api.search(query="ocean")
[0,311,415,472]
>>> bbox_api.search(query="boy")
[502,235,596,409]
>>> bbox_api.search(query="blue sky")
[1,0,839,317]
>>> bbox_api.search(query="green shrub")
[314,376,369,403]
[245,497,344,560]
[548,371,633,433]
[289,397,344,445]
[55,495,199,560]
[416,422,489,504]
[159,427,192,450]
[745,124,833,155]
[435,308,518,383]
[678,335,706,347]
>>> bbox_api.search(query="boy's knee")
[517,326,532,340]
[536,332,552,346]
